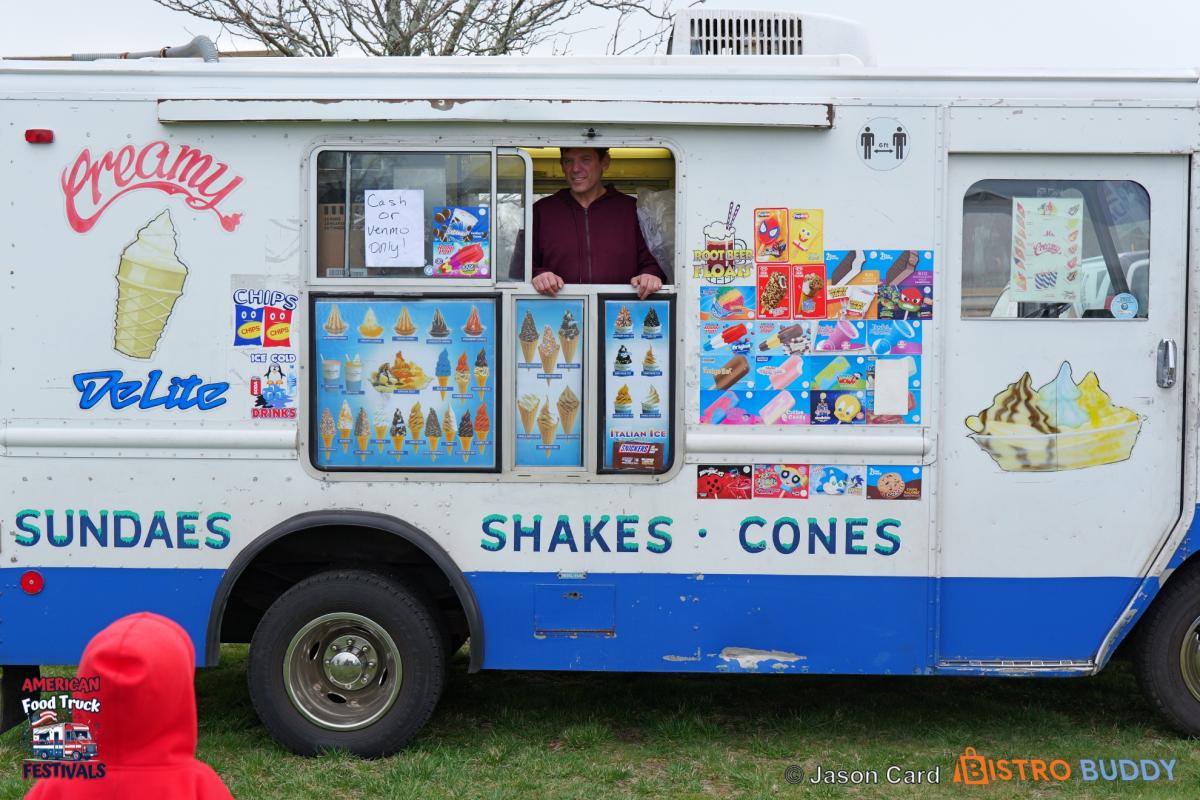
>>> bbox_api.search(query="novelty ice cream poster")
[1010,197,1083,303]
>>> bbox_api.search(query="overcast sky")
[3,0,1199,69]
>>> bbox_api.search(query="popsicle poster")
[313,297,496,471]
[602,299,672,472]
[431,205,490,278]
[1010,198,1083,303]
[514,298,583,468]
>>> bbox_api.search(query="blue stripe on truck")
[467,572,1139,673]
[0,567,222,666]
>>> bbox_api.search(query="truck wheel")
[247,569,445,757]
[1134,565,1200,735]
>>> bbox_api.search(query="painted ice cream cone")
[113,210,188,359]
[438,375,449,390]
[321,433,333,450]
[442,407,456,453]
[355,436,369,459]
[428,436,440,460]
[391,436,405,459]
[459,437,473,460]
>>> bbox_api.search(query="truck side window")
[316,150,493,280]
[962,180,1149,319]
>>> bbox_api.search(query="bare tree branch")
[151,0,677,56]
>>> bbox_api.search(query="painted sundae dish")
[965,362,1141,472]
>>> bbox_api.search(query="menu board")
[312,296,497,471]
[514,299,584,467]
[599,297,673,473]
[1010,197,1083,303]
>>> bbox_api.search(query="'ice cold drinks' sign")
[364,190,423,268]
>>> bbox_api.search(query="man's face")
[560,148,609,195]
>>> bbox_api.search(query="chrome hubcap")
[284,612,402,731]
[1180,614,1200,703]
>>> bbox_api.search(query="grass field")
[0,645,1197,799]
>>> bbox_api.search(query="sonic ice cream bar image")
[5,19,1200,765]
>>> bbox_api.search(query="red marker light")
[25,129,54,144]
[20,571,44,594]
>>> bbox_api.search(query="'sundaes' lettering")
[61,141,244,233]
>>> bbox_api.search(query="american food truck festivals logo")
[21,676,105,780]
[61,141,244,233]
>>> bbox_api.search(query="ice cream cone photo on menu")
[425,408,440,461]
[518,393,539,435]
[538,325,559,385]
[113,210,188,359]
[320,408,335,452]
[337,400,353,452]
[537,397,558,457]
[519,310,538,362]
[458,410,474,462]
[474,405,490,453]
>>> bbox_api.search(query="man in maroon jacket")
[532,147,666,299]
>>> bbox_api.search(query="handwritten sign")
[1010,197,1083,303]
[364,189,424,268]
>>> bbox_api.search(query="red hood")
[27,612,233,800]
[73,612,198,766]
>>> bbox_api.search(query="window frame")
[960,177,1151,321]
[310,145,498,287]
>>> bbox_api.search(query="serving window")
[962,179,1150,319]
[307,141,681,483]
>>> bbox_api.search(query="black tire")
[247,569,445,757]
[1134,564,1200,735]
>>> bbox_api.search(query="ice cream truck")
[3,4,1200,757]
[30,722,98,761]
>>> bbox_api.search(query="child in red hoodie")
[26,612,234,799]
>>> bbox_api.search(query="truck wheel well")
[207,511,481,671]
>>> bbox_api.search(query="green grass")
[1,646,1197,798]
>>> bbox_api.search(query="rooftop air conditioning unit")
[668,6,873,65]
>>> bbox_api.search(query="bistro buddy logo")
[953,746,1176,786]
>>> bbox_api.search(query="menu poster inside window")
[600,298,672,473]
[312,296,497,471]
[1010,197,1083,303]
[363,189,424,268]
[514,298,584,467]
